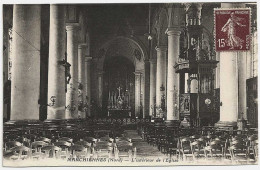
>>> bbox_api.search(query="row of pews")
[138,119,258,164]
[3,119,137,161]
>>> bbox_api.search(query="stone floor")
[124,130,168,159]
[124,130,258,165]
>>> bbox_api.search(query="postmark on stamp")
[214,8,251,51]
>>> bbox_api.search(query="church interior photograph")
[2,2,258,166]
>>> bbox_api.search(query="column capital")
[149,58,156,64]
[144,59,150,63]
[165,3,182,9]
[78,43,87,49]
[85,56,92,62]
[221,3,245,8]
[155,46,168,52]
[133,72,142,76]
[97,71,105,75]
[50,4,65,7]
[166,27,182,36]
[196,3,203,10]
[66,23,80,32]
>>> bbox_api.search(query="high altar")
[107,86,132,117]
[103,56,135,118]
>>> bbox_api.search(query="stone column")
[215,2,246,127]
[216,52,238,126]
[166,28,181,120]
[215,52,220,88]
[184,73,189,93]
[10,5,41,121]
[65,24,79,119]
[134,72,142,118]
[78,44,87,119]
[47,5,66,119]
[155,46,167,109]
[238,52,247,120]
[149,58,156,117]
[85,57,92,117]
[190,78,198,93]
[140,71,145,118]
[235,3,247,121]
[97,71,104,108]
[142,61,150,118]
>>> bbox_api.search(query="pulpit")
[175,3,219,127]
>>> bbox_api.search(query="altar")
[102,56,135,118]
[107,86,132,118]
[107,109,132,118]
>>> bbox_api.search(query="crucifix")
[117,86,122,96]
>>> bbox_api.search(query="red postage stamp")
[214,8,251,51]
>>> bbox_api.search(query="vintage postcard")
[1,0,258,167]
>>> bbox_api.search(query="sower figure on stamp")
[221,12,246,49]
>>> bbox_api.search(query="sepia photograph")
[1,0,258,167]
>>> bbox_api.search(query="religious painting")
[180,94,190,114]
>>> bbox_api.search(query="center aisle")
[124,130,168,159]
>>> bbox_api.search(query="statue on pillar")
[58,52,71,92]
[161,93,166,112]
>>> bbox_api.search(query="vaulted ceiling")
[83,4,160,58]
[86,4,154,36]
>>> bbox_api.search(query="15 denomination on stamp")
[214,8,251,51]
